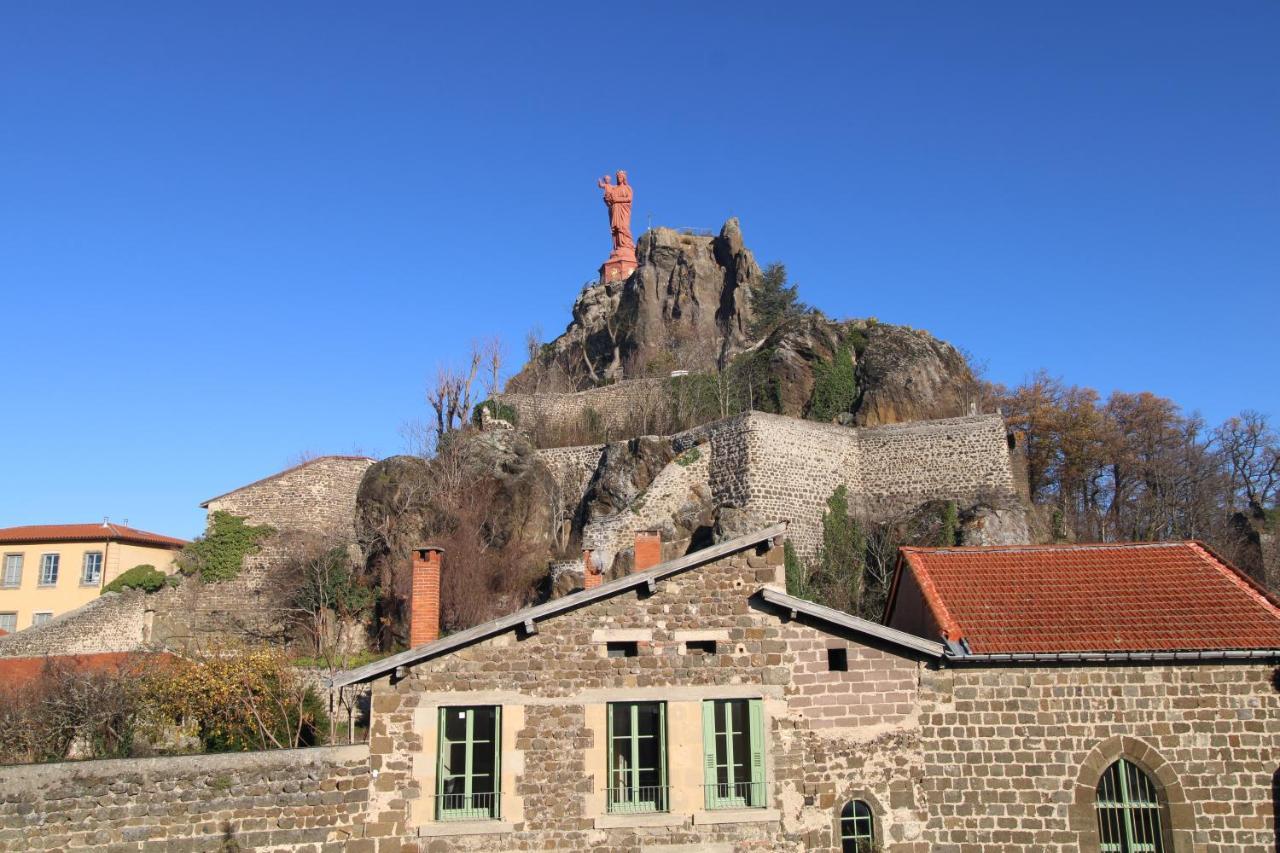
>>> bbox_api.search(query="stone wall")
[542,411,1023,564]
[721,412,1018,554]
[496,379,670,442]
[0,745,371,852]
[204,455,375,539]
[0,591,148,658]
[920,662,1280,852]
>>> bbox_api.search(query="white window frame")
[31,611,53,627]
[1,554,21,587]
[0,612,17,633]
[38,553,59,586]
[81,551,104,586]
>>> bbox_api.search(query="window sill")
[417,820,514,837]
[693,807,781,825]
[80,582,101,588]
[36,585,57,589]
[593,812,687,829]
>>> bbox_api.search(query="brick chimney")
[634,530,662,573]
[410,546,443,647]
[583,548,602,590]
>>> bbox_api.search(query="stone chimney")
[410,546,444,647]
[634,530,662,573]
[583,548,603,590]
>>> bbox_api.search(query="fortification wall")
[0,591,148,658]
[538,443,605,519]
[496,378,670,439]
[204,456,374,538]
[853,414,1016,512]
[0,744,371,852]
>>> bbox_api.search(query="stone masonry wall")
[0,591,148,658]
[497,378,670,441]
[0,745,371,852]
[538,411,1022,566]
[731,412,1018,555]
[919,662,1280,852]
[204,456,375,539]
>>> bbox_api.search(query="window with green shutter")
[701,698,765,809]
[606,701,667,813]
[435,705,500,821]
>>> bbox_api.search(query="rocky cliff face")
[507,218,761,393]
[852,323,980,426]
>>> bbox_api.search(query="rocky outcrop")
[507,218,762,392]
[853,323,979,427]
[354,431,560,643]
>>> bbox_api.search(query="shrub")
[470,399,519,427]
[102,564,168,594]
[749,263,808,338]
[675,447,701,467]
[808,346,857,422]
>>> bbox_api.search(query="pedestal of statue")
[600,250,637,282]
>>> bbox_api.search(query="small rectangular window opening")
[607,641,639,658]
[685,640,717,655]
[827,647,848,672]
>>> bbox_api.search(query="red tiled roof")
[894,541,1280,654]
[0,523,188,548]
[0,652,178,690]
[199,455,375,507]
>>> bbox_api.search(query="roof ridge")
[901,540,1190,554]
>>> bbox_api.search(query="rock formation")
[507,218,761,392]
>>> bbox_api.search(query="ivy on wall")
[178,511,274,583]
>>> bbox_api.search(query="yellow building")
[0,522,187,633]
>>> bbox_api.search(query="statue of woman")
[598,171,635,253]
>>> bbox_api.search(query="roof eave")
[758,587,945,659]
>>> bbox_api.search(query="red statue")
[598,170,637,281]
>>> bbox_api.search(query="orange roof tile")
[0,652,178,690]
[894,541,1280,654]
[0,523,188,548]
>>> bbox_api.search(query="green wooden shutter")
[493,705,502,819]
[747,699,764,807]
[701,700,717,809]
[434,706,447,820]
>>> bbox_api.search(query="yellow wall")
[0,540,180,631]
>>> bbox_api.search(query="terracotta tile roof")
[894,541,1280,654]
[0,652,178,690]
[0,523,188,548]
[199,455,376,507]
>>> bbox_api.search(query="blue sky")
[1,2,1277,538]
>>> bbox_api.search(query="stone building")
[320,529,1280,852]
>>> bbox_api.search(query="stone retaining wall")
[0,591,147,658]
[496,378,670,440]
[0,744,371,852]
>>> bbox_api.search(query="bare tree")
[1214,411,1280,514]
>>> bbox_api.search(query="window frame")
[606,701,667,814]
[840,799,876,852]
[81,551,104,586]
[701,698,765,809]
[1095,758,1166,852]
[435,705,501,822]
[0,612,17,633]
[38,553,59,586]
[31,611,53,627]
[1,554,22,588]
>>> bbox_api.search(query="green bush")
[102,564,168,594]
[471,399,519,427]
[675,447,701,467]
[808,346,857,422]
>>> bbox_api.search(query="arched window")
[1095,759,1166,852]
[840,799,875,852]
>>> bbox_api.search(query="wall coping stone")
[0,742,369,791]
